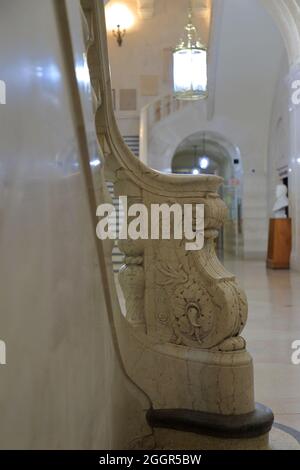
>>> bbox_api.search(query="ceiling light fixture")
[173,4,207,100]
[200,157,209,170]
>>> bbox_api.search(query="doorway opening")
[172,131,243,258]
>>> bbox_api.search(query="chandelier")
[173,7,207,100]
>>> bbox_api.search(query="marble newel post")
[80,0,274,450]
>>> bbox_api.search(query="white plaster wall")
[106,0,210,136]
[267,52,290,216]
[0,0,147,449]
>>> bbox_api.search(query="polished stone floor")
[225,259,300,433]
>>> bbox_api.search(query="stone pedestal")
[267,218,292,269]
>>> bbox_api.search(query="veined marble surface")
[0,0,150,450]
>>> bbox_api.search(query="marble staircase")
[79,0,275,450]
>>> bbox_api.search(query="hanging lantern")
[173,9,207,100]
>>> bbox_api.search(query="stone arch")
[172,130,244,256]
[171,130,241,178]
[260,0,300,65]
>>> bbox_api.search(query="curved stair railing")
[79,0,274,449]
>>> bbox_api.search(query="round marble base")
[147,404,274,440]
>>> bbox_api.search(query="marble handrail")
[80,0,259,426]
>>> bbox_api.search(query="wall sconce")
[105,2,135,47]
[113,25,126,47]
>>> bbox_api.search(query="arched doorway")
[172,131,243,257]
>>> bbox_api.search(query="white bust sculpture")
[273,183,289,219]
